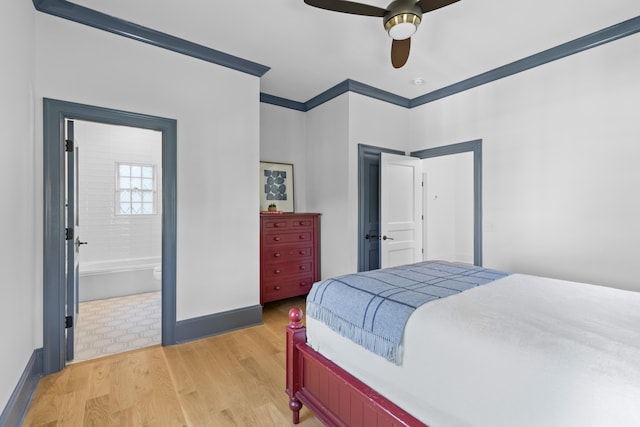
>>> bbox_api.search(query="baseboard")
[0,348,43,427]
[175,304,262,344]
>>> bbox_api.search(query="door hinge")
[64,139,73,152]
[65,316,73,328]
[65,228,74,240]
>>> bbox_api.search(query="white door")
[380,153,422,268]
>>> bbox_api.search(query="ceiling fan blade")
[416,0,460,13]
[391,38,411,68]
[304,0,387,17]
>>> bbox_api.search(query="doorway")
[357,144,404,272]
[411,140,482,266]
[357,140,483,272]
[72,120,163,361]
[422,152,474,264]
[43,99,177,374]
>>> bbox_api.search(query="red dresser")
[260,213,320,304]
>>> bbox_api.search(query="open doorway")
[43,98,177,375]
[357,144,405,272]
[422,152,474,264]
[411,139,483,266]
[72,120,163,361]
[357,140,483,272]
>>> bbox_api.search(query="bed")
[285,261,640,427]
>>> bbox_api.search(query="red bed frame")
[286,308,428,427]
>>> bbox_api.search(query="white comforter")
[307,274,640,427]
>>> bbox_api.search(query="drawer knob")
[274,237,281,241]
[274,286,281,291]
[300,282,308,287]
[300,266,306,270]
[274,253,281,257]
[299,235,304,239]
[274,269,281,274]
[299,250,306,255]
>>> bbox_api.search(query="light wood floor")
[23,296,324,427]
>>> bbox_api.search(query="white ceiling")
[74,0,639,102]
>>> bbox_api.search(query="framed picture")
[260,161,294,212]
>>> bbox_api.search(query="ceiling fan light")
[385,13,421,40]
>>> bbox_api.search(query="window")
[116,162,156,215]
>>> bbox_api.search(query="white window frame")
[115,162,157,216]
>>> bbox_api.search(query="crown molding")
[409,15,640,107]
[262,79,411,112]
[260,93,307,112]
[263,15,640,111]
[32,0,270,77]
[30,1,638,110]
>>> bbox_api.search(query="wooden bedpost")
[286,307,306,424]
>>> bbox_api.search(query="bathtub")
[79,257,161,302]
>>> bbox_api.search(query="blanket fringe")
[307,302,404,365]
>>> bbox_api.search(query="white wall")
[260,104,308,211]
[304,94,351,279]
[423,153,474,263]
[76,121,162,268]
[303,93,414,278]
[0,0,37,411]
[35,13,261,323]
[408,34,640,292]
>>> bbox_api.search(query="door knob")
[382,235,394,241]
[77,241,88,246]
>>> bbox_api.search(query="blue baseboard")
[175,304,263,344]
[0,348,43,427]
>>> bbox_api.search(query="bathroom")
[74,120,162,361]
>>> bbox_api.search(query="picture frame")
[260,161,294,212]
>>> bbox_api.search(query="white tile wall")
[75,120,162,269]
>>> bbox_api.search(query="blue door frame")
[411,139,483,266]
[358,140,483,270]
[42,98,177,374]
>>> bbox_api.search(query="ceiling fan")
[304,0,460,68]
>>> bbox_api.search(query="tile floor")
[73,291,161,362]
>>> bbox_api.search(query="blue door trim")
[42,98,177,374]
[411,140,483,266]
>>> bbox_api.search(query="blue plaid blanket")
[307,261,509,364]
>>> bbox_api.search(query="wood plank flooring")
[23,296,324,427]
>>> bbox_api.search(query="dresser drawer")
[262,275,314,303]
[262,216,317,231]
[263,245,313,263]
[263,261,314,280]
[262,218,290,230]
[263,231,312,245]
[290,218,315,229]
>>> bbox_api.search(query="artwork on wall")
[260,161,294,212]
